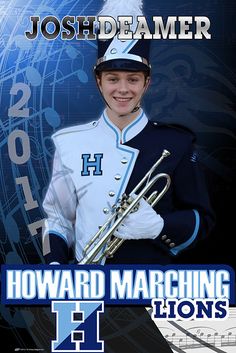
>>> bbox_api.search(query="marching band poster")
[0,0,235,352]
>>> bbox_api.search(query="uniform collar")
[99,109,148,144]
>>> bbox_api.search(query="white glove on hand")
[114,196,164,240]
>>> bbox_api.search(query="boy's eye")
[104,76,142,83]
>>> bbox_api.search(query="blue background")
[0,0,235,351]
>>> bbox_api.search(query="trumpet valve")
[120,194,140,213]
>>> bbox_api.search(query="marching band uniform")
[43,109,214,264]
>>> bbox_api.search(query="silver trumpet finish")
[79,149,171,265]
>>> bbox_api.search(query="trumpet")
[79,149,171,265]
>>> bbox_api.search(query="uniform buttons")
[114,174,121,180]
[121,158,128,164]
[103,208,110,214]
[153,122,158,126]
[161,235,167,241]
[109,191,115,197]
[165,239,171,244]
[169,243,175,248]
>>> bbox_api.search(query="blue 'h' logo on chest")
[81,154,103,176]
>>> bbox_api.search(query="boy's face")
[96,71,150,117]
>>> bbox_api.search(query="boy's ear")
[145,76,151,89]
[96,75,102,90]
[146,76,151,84]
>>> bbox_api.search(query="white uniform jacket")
[43,109,147,262]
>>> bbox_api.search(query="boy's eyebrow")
[103,72,143,77]
[103,72,118,76]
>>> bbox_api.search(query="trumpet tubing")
[79,149,171,265]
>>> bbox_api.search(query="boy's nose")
[117,80,129,94]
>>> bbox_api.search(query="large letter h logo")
[52,301,104,352]
[81,154,103,176]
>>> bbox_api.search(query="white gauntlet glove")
[114,197,164,240]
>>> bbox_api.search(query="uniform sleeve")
[157,141,215,255]
[42,149,77,264]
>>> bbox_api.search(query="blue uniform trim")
[102,113,143,264]
[48,231,68,245]
[102,113,138,202]
[122,40,138,53]
[123,111,144,143]
[170,209,200,256]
